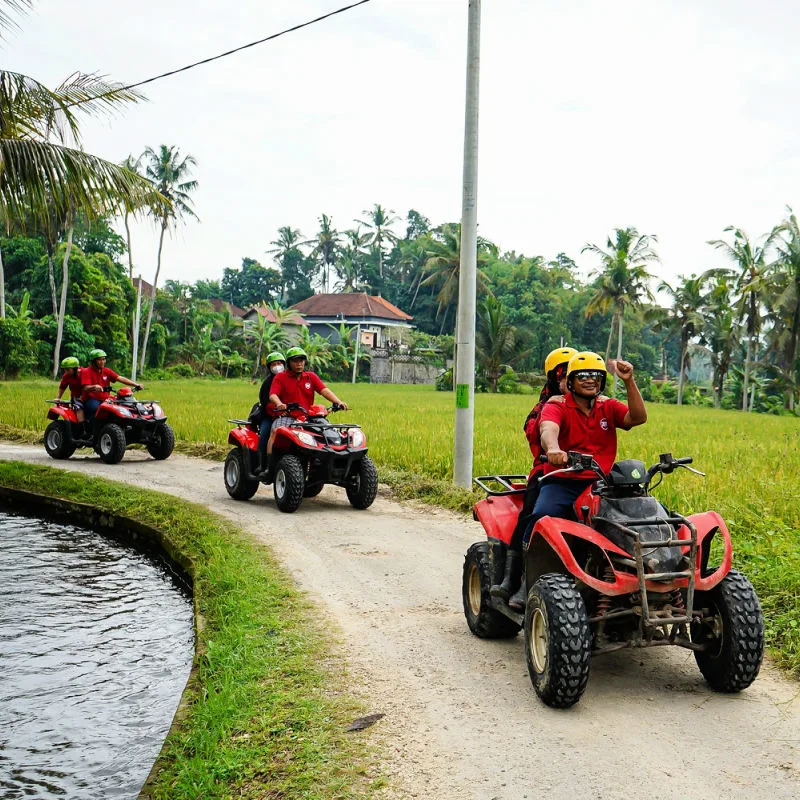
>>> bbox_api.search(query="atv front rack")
[589,511,701,652]
[473,475,529,496]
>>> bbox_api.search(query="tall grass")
[2,378,799,673]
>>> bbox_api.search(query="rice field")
[2,377,799,671]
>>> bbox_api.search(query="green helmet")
[266,351,286,365]
[88,348,107,361]
[60,356,80,369]
[285,346,308,362]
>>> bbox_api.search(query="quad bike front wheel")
[345,455,378,510]
[224,447,259,500]
[462,542,521,639]
[97,423,126,464]
[274,454,305,513]
[146,423,175,460]
[524,573,591,708]
[44,421,75,460]
[303,482,324,498]
[691,569,764,692]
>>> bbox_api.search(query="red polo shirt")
[540,393,630,478]
[270,369,326,410]
[81,365,120,401]
[58,370,82,400]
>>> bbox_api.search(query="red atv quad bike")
[44,388,175,465]
[223,402,378,513]
[463,451,764,708]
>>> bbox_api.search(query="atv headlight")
[151,403,164,418]
[116,407,133,418]
[297,431,317,447]
[348,428,365,448]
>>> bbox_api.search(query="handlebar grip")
[674,457,693,465]
[538,454,548,463]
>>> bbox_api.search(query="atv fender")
[228,426,258,450]
[687,510,733,591]
[473,495,523,546]
[47,406,78,423]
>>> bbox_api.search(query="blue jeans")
[84,397,102,419]
[258,417,273,469]
[523,477,594,546]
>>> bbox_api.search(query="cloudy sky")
[7,0,800,290]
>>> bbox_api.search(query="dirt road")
[2,443,798,799]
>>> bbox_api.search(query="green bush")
[0,318,36,378]
[497,370,521,394]
[435,367,452,392]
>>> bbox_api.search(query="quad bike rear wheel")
[462,542,521,639]
[224,447,259,500]
[44,421,75,460]
[97,423,126,464]
[274,454,305,513]
[346,455,378,510]
[524,573,591,708]
[691,568,764,692]
[146,423,175,460]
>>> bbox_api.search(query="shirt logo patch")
[600,418,609,430]
[304,382,311,390]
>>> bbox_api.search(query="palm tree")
[702,276,739,408]
[708,225,783,411]
[583,227,659,390]
[120,153,142,280]
[267,225,307,301]
[335,227,369,292]
[771,208,800,410]
[420,223,492,334]
[310,214,339,294]
[475,294,525,392]
[656,274,709,405]
[139,144,199,372]
[357,203,399,279]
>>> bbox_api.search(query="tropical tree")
[475,293,525,392]
[138,144,199,372]
[335,227,369,292]
[357,203,400,279]
[702,276,739,408]
[708,225,783,411]
[656,274,709,405]
[583,227,659,390]
[267,225,308,301]
[120,153,141,279]
[770,208,800,409]
[310,214,339,293]
[420,223,492,334]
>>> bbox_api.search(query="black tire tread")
[224,448,259,500]
[692,569,764,692]
[462,542,521,639]
[274,454,305,513]
[525,573,591,708]
[146,423,175,460]
[44,421,75,460]
[346,455,378,509]
[98,423,126,464]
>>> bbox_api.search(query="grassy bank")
[2,378,799,674]
[0,461,386,799]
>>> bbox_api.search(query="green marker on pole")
[456,383,470,409]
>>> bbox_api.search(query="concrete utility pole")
[453,0,481,488]
[131,276,142,381]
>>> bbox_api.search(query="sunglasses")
[573,370,605,382]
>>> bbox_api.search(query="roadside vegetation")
[0,460,387,799]
[2,378,799,675]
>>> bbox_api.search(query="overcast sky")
[7,0,800,292]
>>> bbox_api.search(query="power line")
[67,0,374,107]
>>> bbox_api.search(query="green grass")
[2,377,799,674]
[0,462,387,799]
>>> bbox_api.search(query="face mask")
[270,364,284,375]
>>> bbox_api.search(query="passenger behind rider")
[490,347,576,606]
[257,351,286,473]
[56,356,87,431]
[263,346,348,479]
[512,351,647,609]
[81,348,143,427]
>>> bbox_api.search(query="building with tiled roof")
[208,299,247,317]
[290,292,413,349]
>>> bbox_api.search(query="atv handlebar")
[284,402,346,415]
[537,451,704,485]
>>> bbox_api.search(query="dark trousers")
[509,473,541,554]
[84,397,102,419]
[258,417,273,469]
[522,477,594,546]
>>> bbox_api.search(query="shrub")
[497,370,521,394]
[0,318,36,378]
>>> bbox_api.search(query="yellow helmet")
[544,347,578,377]
[567,351,607,392]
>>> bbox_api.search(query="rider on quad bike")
[264,346,348,481]
[490,346,577,606]
[55,356,87,431]
[81,348,142,426]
